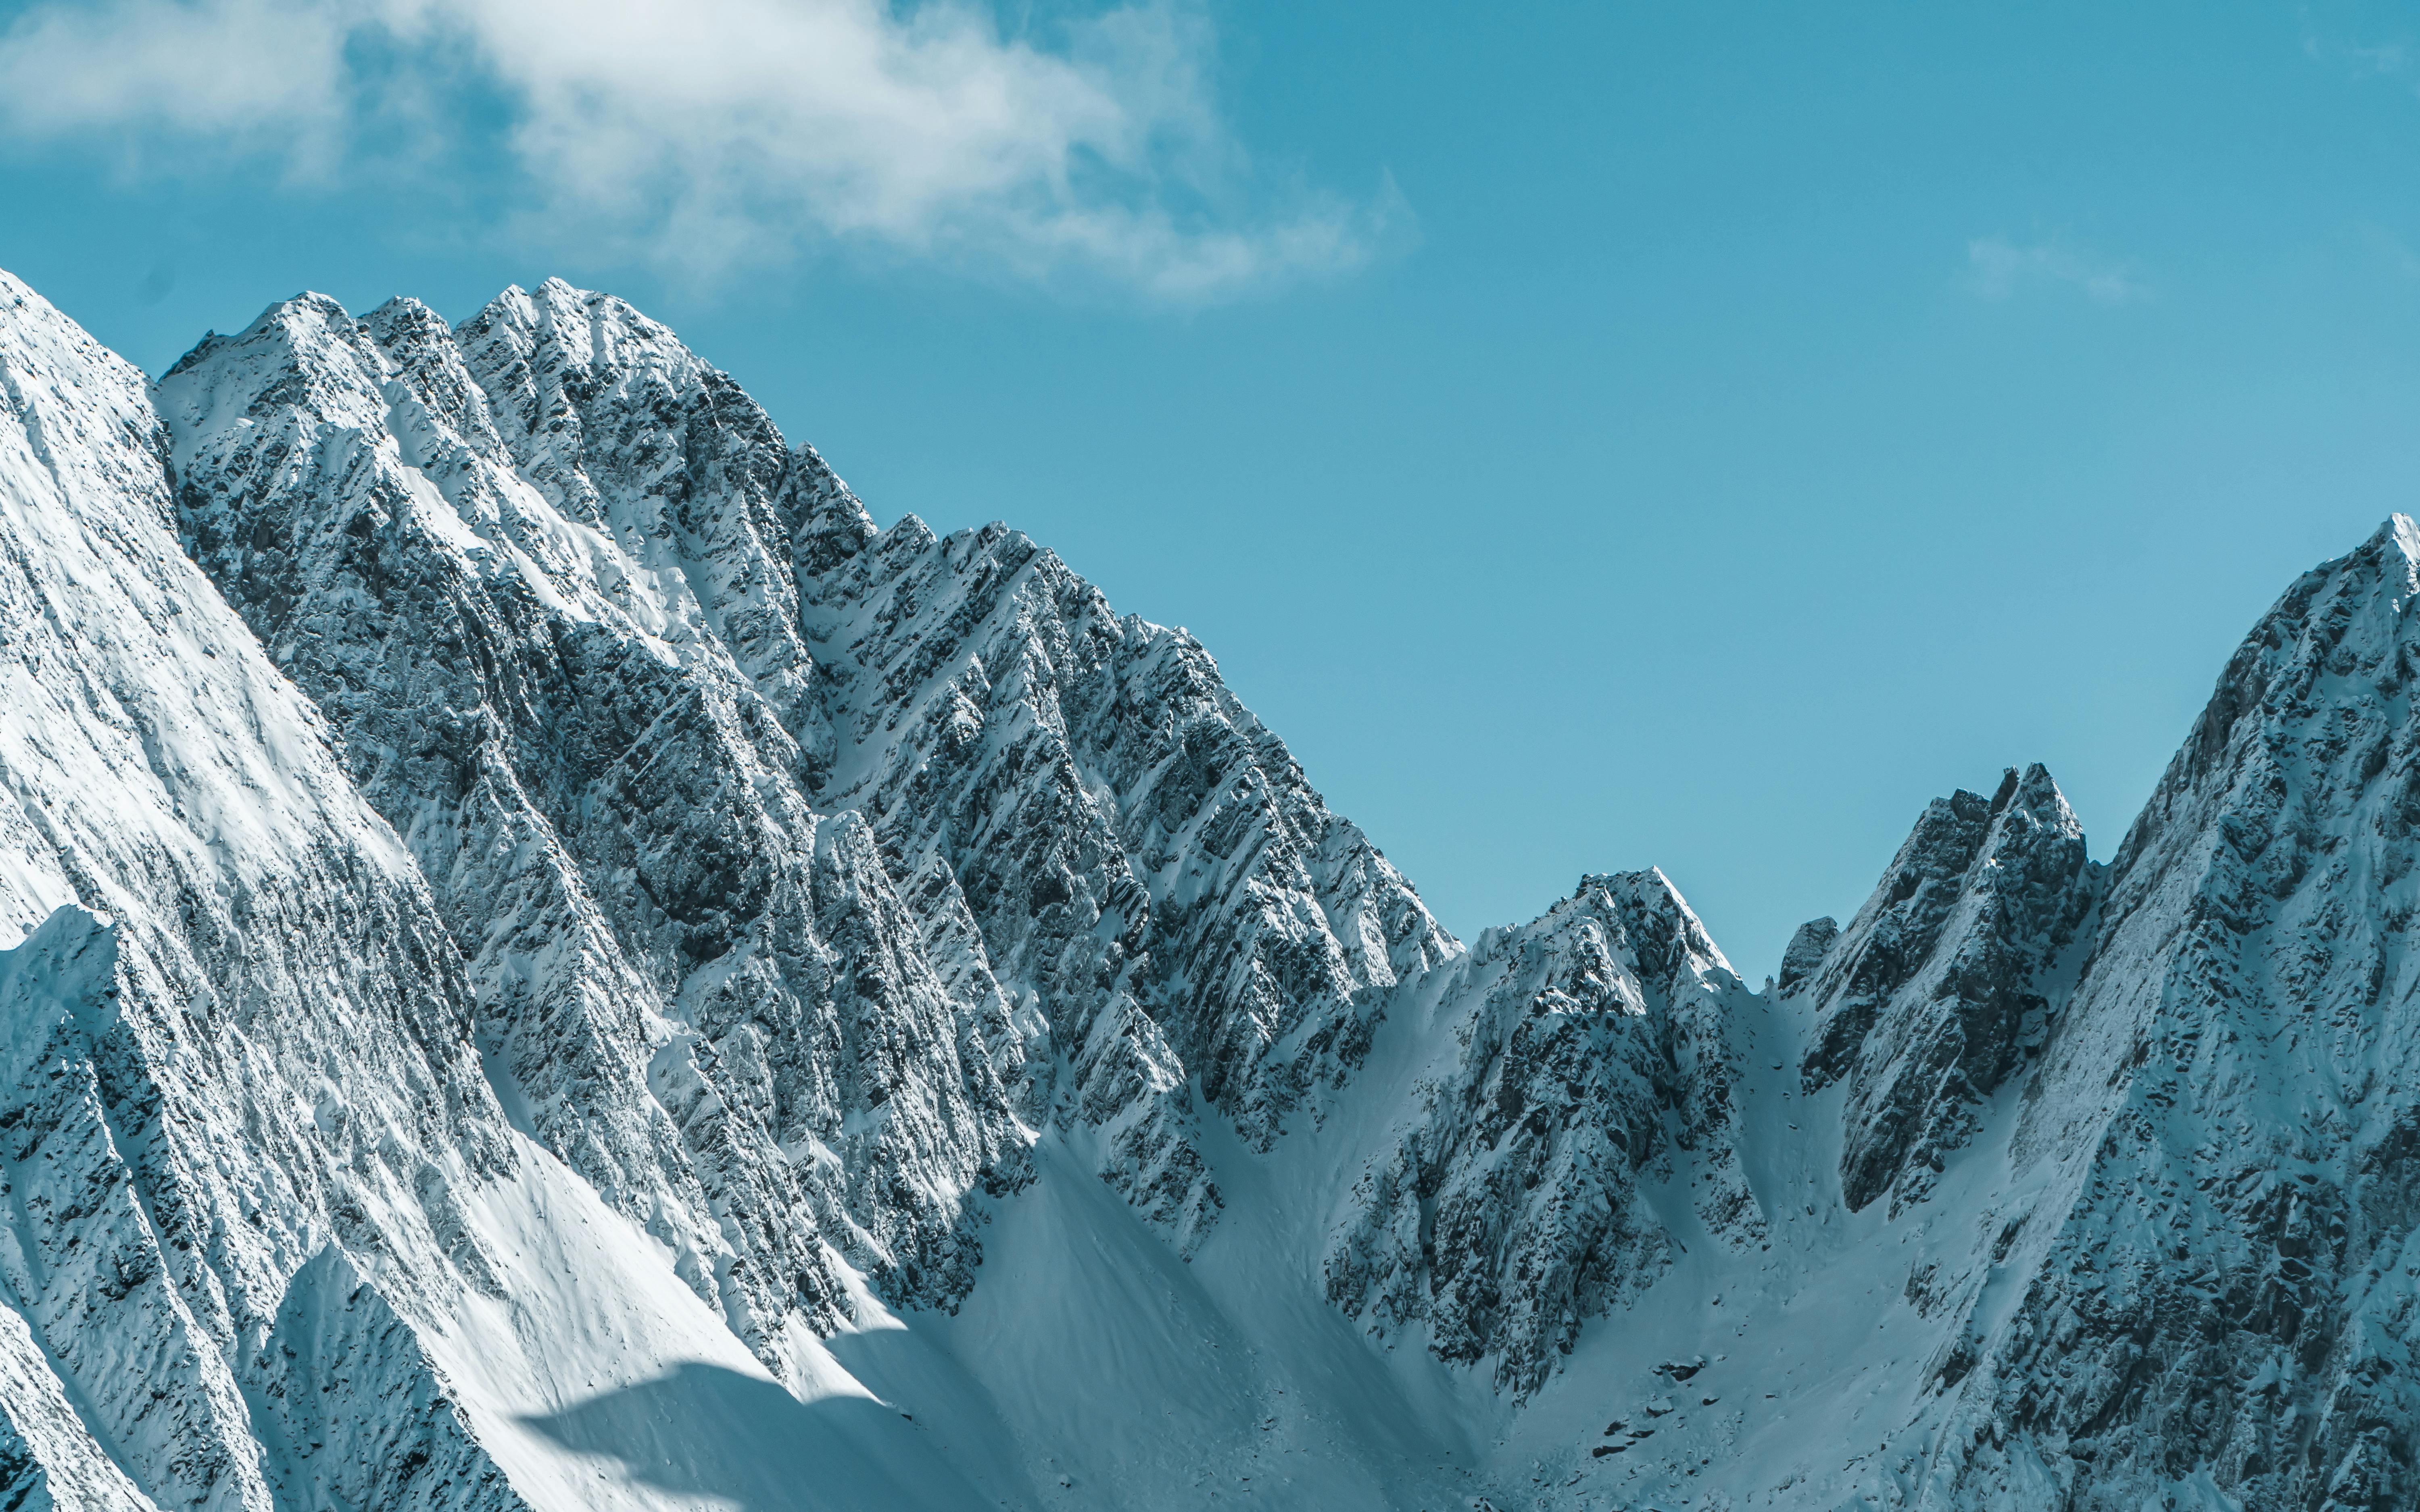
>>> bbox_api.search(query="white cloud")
[1964,236,2144,306]
[2303,26,2416,84]
[0,0,1391,299]
[0,0,363,166]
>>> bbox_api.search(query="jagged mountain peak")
[1571,864,1738,982]
[478,274,668,339]
[2112,510,2420,891]
[1324,862,1763,1398]
[152,269,1462,1291]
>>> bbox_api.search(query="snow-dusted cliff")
[7,264,2420,1510]
[0,268,530,1512]
[160,284,1029,1361]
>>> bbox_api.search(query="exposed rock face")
[1792,762,2100,1213]
[793,491,1456,1243]
[1325,869,1766,1394]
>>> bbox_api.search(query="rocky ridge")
[791,482,1457,1244]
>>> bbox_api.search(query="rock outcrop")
[1791,762,2100,1213]
[1325,869,1766,1394]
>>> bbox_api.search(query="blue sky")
[4,1,2419,979]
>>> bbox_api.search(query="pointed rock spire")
[1795,762,2099,1212]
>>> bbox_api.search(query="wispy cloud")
[2302,23,2416,85]
[0,0,1396,300]
[1964,236,2145,306]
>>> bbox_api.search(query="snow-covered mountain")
[3,265,2416,1510]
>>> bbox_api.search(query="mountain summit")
[1,267,2414,1510]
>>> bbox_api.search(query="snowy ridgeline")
[2,264,2418,1511]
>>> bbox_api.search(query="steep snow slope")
[14,259,2420,1511]
[0,267,536,1512]
[1912,519,2420,1512]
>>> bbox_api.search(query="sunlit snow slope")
[5,264,2420,1511]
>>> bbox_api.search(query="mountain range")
[1,264,2413,1511]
